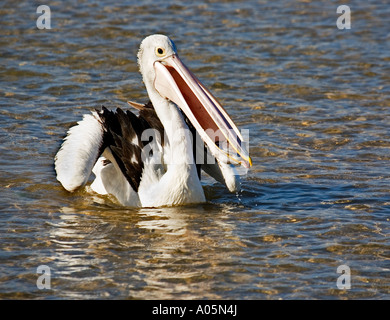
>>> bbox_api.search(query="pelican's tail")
[54,111,104,192]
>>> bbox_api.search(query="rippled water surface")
[1,0,389,299]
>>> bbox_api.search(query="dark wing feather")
[96,104,163,192]
[134,101,165,146]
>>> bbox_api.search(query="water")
[1,0,389,299]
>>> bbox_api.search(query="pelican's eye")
[155,47,166,57]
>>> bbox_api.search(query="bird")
[54,34,251,207]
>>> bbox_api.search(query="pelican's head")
[137,34,252,169]
[137,34,177,86]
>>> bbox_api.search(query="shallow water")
[0,0,389,299]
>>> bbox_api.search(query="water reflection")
[44,203,240,299]
[136,207,188,236]
[45,207,109,298]
[136,207,239,299]
[132,206,239,299]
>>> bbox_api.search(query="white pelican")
[55,34,251,207]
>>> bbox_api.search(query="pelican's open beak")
[153,54,252,168]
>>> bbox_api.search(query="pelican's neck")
[138,77,205,206]
[147,85,194,166]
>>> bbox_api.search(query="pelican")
[54,34,251,207]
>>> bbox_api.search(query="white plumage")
[55,112,103,192]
